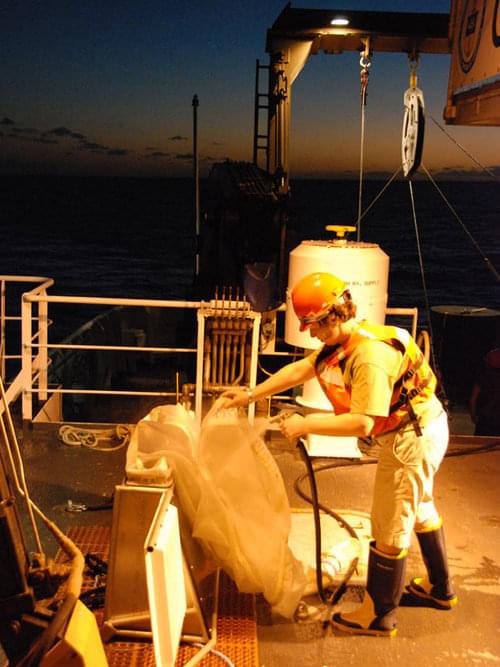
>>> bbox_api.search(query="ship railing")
[20,292,202,423]
[386,307,418,339]
[0,275,54,412]
[4,278,420,424]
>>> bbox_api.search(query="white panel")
[145,500,187,667]
[305,433,361,458]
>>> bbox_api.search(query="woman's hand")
[206,389,250,418]
[280,413,307,440]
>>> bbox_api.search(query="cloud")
[169,135,188,142]
[0,117,15,126]
[33,137,59,144]
[12,127,39,135]
[107,148,129,156]
[147,151,170,158]
[5,133,35,142]
[175,153,193,160]
[3,129,58,145]
[79,140,109,152]
[46,126,86,140]
[212,141,225,146]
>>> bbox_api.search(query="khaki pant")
[370,410,449,549]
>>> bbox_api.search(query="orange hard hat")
[291,272,347,331]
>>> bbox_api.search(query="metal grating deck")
[59,525,258,666]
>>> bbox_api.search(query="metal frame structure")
[258,6,450,193]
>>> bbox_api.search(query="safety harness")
[314,321,436,436]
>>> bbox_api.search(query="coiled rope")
[58,424,132,452]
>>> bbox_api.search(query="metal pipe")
[37,293,48,401]
[193,94,200,276]
[230,332,239,383]
[1,279,5,380]
[203,329,211,385]
[224,288,233,385]
[233,336,246,386]
[34,342,197,354]
[25,388,177,397]
[25,294,202,308]
[218,330,225,386]
[211,329,218,385]
[0,275,53,286]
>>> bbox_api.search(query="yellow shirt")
[309,339,443,426]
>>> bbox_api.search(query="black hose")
[293,437,499,608]
[296,440,361,608]
[296,439,329,604]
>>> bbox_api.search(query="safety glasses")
[299,307,337,331]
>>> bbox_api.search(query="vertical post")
[253,59,260,166]
[195,309,205,425]
[247,313,261,424]
[192,94,200,277]
[38,293,48,401]
[0,279,5,380]
[21,297,33,422]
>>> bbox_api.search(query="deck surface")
[11,418,500,666]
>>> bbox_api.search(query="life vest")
[314,321,436,435]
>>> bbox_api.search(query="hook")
[408,51,420,89]
[359,36,371,69]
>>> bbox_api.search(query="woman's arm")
[280,411,376,440]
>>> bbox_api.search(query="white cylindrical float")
[285,239,390,456]
[285,239,390,348]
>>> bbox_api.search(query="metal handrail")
[386,307,419,339]
[1,276,53,408]
[3,275,422,424]
[20,291,204,422]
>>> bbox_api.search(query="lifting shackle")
[408,53,419,89]
[359,37,371,105]
[356,36,372,241]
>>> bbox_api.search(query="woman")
[215,272,457,636]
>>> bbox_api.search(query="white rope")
[58,424,132,452]
[421,164,500,283]
[407,180,440,375]
[357,101,367,242]
[352,166,401,228]
[357,55,371,242]
[429,115,500,182]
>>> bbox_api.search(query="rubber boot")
[407,520,457,609]
[331,542,407,637]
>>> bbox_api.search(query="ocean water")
[1,174,499,341]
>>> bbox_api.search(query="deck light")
[330,17,349,26]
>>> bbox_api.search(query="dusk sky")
[1,0,498,179]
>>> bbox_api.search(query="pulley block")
[401,87,425,179]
